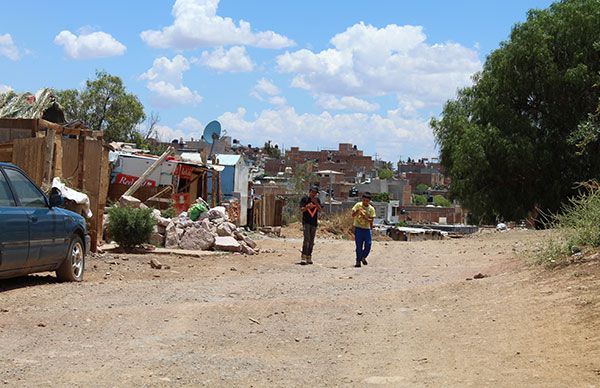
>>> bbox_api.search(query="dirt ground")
[1,229,600,387]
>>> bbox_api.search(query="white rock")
[214,236,241,252]
[176,227,185,240]
[217,223,234,237]
[208,208,227,221]
[211,217,225,225]
[150,232,164,246]
[240,243,256,255]
[243,236,257,249]
[179,226,215,250]
[201,218,211,231]
[119,195,141,208]
[165,223,179,249]
[156,216,171,227]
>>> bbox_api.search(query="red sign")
[114,173,156,187]
[174,164,193,179]
[172,193,190,213]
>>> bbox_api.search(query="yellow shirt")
[352,202,376,229]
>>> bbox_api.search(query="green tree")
[372,192,391,202]
[57,70,146,143]
[413,194,427,206]
[433,195,452,207]
[264,140,281,158]
[291,161,317,194]
[432,0,600,223]
[415,183,429,194]
[378,167,394,180]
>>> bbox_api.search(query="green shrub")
[413,194,427,206]
[415,183,429,194]
[537,182,600,265]
[108,206,156,249]
[161,206,177,219]
[433,195,452,207]
[372,192,390,202]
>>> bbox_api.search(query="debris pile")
[152,206,258,255]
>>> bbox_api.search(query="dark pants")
[302,223,317,257]
[354,227,372,262]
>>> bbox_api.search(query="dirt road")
[1,229,600,386]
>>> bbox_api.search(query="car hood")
[55,207,87,228]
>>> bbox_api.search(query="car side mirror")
[48,188,64,208]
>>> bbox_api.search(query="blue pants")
[354,227,372,262]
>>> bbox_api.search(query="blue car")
[0,163,90,281]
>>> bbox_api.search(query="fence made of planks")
[253,194,284,227]
[0,119,109,251]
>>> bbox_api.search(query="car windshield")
[0,171,15,207]
[4,168,47,208]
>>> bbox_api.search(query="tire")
[56,236,85,282]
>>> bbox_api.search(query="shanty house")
[0,89,109,251]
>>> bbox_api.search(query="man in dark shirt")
[299,186,322,264]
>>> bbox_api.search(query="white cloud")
[254,78,280,96]
[316,95,379,112]
[250,78,287,106]
[140,55,203,107]
[268,96,287,106]
[176,116,204,132]
[53,30,126,59]
[0,84,13,93]
[276,22,481,107]
[196,46,254,72]
[0,34,20,60]
[140,0,294,50]
[153,124,186,142]
[218,106,435,160]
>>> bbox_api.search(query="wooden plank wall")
[60,138,80,187]
[253,194,284,227]
[0,122,110,251]
[11,138,46,185]
[0,143,13,162]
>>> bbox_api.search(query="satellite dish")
[203,120,221,145]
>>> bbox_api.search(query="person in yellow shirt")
[351,192,376,268]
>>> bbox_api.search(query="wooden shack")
[0,90,110,252]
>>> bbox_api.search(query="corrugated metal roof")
[180,152,202,163]
[0,88,65,122]
[215,154,241,166]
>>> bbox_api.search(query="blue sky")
[0,0,554,161]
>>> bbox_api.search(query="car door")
[0,168,29,273]
[3,168,63,268]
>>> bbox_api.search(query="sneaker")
[354,262,362,268]
[361,259,368,265]
[306,257,313,265]
[300,254,307,265]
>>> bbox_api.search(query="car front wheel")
[56,236,85,282]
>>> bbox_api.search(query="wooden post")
[43,129,55,186]
[121,147,173,199]
[201,171,208,200]
[77,135,85,189]
[211,171,217,208]
[53,138,63,179]
[216,171,221,205]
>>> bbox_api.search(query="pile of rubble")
[152,207,258,255]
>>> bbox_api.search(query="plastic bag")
[188,202,209,221]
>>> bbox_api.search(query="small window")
[4,169,47,208]
[0,171,15,207]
